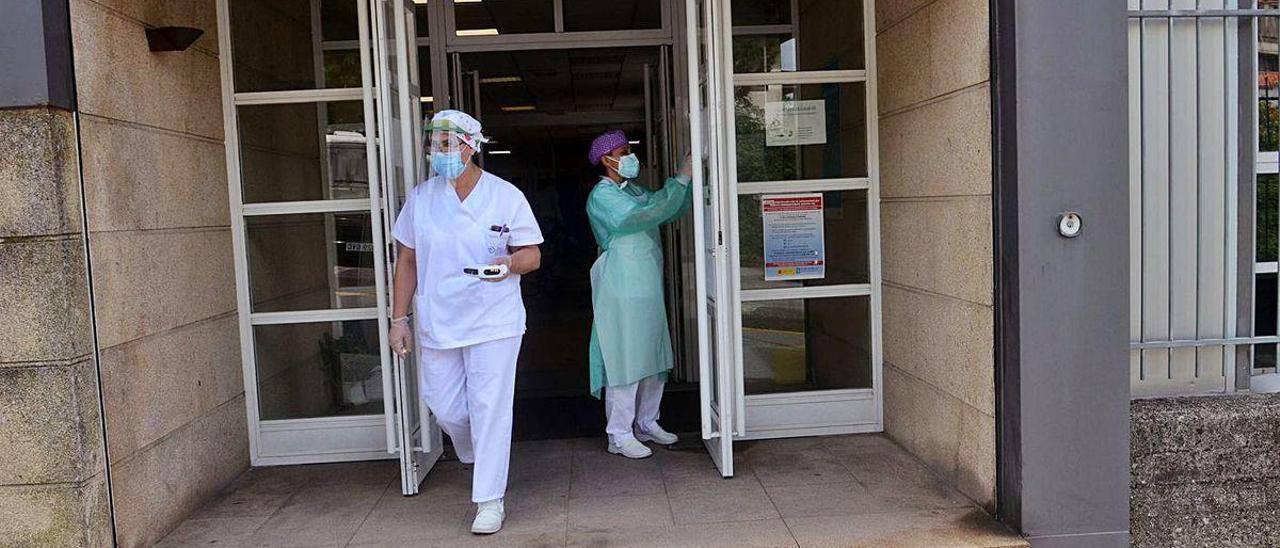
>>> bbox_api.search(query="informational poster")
[764,100,827,146]
[762,194,826,281]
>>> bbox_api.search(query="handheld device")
[463,263,509,279]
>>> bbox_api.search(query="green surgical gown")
[587,175,693,398]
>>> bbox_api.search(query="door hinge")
[717,230,724,246]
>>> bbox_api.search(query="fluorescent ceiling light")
[456,0,483,3]
[500,105,535,112]
[420,96,434,103]
[488,150,512,155]
[479,76,522,84]
[456,28,499,36]
[628,140,640,145]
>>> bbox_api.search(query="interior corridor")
[157,434,1023,547]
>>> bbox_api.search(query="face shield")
[427,129,473,182]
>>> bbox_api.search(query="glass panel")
[1261,13,1279,153]
[457,48,656,121]
[415,2,430,37]
[1256,273,1276,370]
[255,319,384,420]
[417,47,437,118]
[742,296,872,395]
[734,82,868,182]
[247,212,377,312]
[738,190,868,289]
[1260,174,1278,262]
[731,0,865,73]
[731,0,790,26]
[455,0,555,36]
[238,101,368,203]
[562,0,662,32]
[230,0,364,92]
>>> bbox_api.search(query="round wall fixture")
[1057,211,1083,238]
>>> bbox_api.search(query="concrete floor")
[159,434,1026,547]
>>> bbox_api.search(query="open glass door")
[372,0,442,495]
[687,0,738,477]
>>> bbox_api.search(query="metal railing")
[1127,2,1280,397]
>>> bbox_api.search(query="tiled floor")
[159,434,1026,547]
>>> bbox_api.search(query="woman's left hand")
[482,256,512,283]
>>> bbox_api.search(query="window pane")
[738,191,868,289]
[1260,174,1278,262]
[230,0,364,92]
[1256,273,1277,370]
[563,0,662,32]
[415,3,430,37]
[238,101,369,203]
[742,296,872,395]
[731,0,790,26]
[1261,13,1279,152]
[455,0,555,36]
[418,47,436,117]
[255,319,384,420]
[247,212,377,312]
[734,83,868,182]
[731,0,865,73]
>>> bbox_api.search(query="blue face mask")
[612,153,640,179]
[431,151,467,180]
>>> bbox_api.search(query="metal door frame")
[217,0,399,465]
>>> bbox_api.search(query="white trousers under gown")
[604,373,664,444]
[419,335,521,503]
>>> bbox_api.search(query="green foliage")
[1262,101,1280,153]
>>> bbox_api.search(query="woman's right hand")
[389,320,412,357]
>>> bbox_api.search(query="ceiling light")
[412,0,428,4]
[420,96,434,103]
[628,140,640,145]
[456,0,483,3]
[456,28,499,36]
[479,76,522,84]
[500,105,535,112]
[488,150,512,155]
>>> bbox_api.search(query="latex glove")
[481,256,512,283]
[677,153,693,179]
[389,320,412,357]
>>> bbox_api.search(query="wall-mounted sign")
[765,100,827,146]
[762,194,825,281]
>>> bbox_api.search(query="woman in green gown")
[585,130,693,459]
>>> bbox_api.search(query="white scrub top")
[392,171,543,349]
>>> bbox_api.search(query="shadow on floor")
[158,434,1026,547]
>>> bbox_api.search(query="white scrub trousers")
[604,373,664,444]
[420,335,522,503]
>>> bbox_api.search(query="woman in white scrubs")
[387,110,543,535]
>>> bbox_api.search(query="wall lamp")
[146,27,204,52]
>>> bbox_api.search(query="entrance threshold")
[160,434,1025,547]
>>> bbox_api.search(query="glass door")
[688,0,738,477]
[724,0,883,439]
[372,0,443,496]
[218,0,442,479]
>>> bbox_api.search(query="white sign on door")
[764,100,826,146]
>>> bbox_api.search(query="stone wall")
[1131,394,1280,548]
[0,107,113,547]
[874,0,996,511]
[67,0,249,545]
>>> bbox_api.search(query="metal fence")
[1127,2,1280,397]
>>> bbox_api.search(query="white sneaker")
[607,438,653,459]
[635,425,678,445]
[471,499,504,535]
